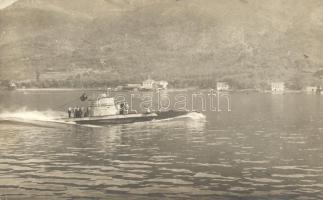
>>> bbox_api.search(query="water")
[1,90,323,200]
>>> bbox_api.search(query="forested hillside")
[1,0,323,89]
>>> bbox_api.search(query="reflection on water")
[0,91,323,199]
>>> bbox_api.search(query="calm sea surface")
[0,90,323,200]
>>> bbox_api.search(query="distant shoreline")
[14,88,102,92]
[0,88,309,94]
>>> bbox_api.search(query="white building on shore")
[157,81,168,90]
[305,86,317,93]
[217,82,229,91]
[271,82,285,93]
[142,78,156,90]
[141,78,168,90]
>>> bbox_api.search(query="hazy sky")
[0,0,18,9]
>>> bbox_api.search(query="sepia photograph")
[1,0,323,199]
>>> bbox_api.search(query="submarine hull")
[63,110,191,125]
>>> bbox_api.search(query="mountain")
[1,0,323,88]
[0,0,18,9]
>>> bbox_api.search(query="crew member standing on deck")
[73,107,77,118]
[76,107,81,118]
[125,103,129,114]
[81,107,84,118]
[68,107,72,118]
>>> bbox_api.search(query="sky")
[0,0,19,9]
